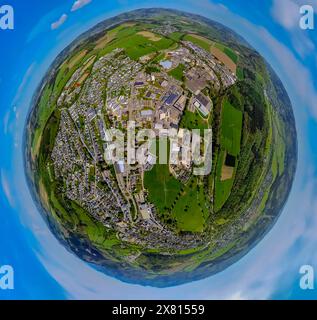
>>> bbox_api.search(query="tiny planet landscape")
[24,8,297,287]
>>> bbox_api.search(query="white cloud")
[3,110,10,135]
[290,31,315,58]
[13,63,36,105]
[51,14,68,30]
[2,63,36,138]
[271,0,300,30]
[1,171,15,208]
[71,0,92,12]
[271,0,316,58]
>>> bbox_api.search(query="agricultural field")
[220,100,243,156]
[144,165,209,233]
[98,25,174,60]
[171,178,209,232]
[30,84,53,160]
[214,100,243,211]
[144,164,182,212]
[183,34,212,52]
[137,31,162,41]
[214,43,238,64]
[168,32,185,41]
[236,67,244,80]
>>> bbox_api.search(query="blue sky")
[1,0,317,299]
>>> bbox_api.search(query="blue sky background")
[1,0,317,300]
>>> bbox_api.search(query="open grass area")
[171,178,209,232]
[144,164,182,212]
[151,52,166,63]
[214,43,238,64]
[183,34,211,52]
[168,32,185,41]
[43,109,60,151]
[224,47,238,64]
[168,63,185,81]
[214,150,235,211]
[214,100,242,211]
[220,100,243,156]
[67,50,88,69]
[95,32,116,49]
[144,138,209,233]
[109,22,136,32]
[237,67,244,80]
[179,110,209,131]
[31,85,54,159]
[137,31,162,41]
[99,26,174,60]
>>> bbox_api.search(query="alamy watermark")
[103,122,213,176]
[299,5,315,30]
[0,4,14,30]
[299,265,315,290]
[0,265,14,290]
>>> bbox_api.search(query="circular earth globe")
[25,8,297,287]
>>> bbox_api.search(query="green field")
[168,32,185,41]
[180,110,209,131]
[144,164,182,212]
[99,26,174,60]
[168,63,185,81]
[143,139,209,233]
[151,52,166,63]
[144,163,209,233]
[215,43,238,64]
[224,48,238,64]
[214,100,243,211]
[171,178,209,232]
[183,34,211,52]
[236,67,244,80]
[214,150,235,212]
[220,100,243,156]
[108,24,135,35]
[183,34,238,65]
[31,85,54,158]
